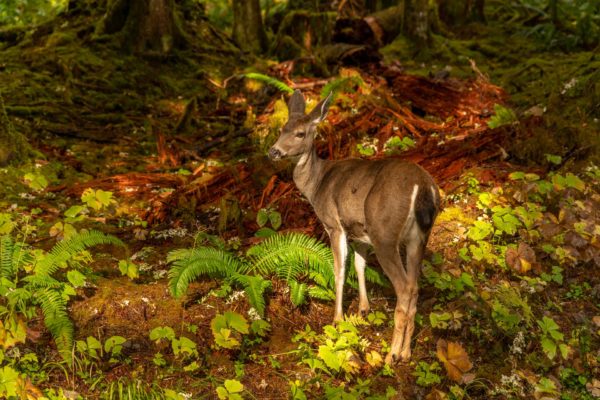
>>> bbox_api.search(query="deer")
[268,90,440,364]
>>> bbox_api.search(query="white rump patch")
[409,184,419,216]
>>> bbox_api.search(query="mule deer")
[268,90,440,363]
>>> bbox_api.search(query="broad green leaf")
[118,259,139,279]
[104,336,126,355]
[224,379,244,394]
[256,209,268,227]
[64,205,85,218]
[24,172,48,191]
[0,365,19,397]
[66,270,86,287]
[223,311,249,334]
[150,326,175,342]
[250,319,270,337]
[269,211,282,230]
[541,337,557,359]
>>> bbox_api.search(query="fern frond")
[232,274,271,317]
[22,274,62,289]
[344,314,369,327]
[36,288,73,361]
[1,236,33,280]
[320,76,364,101]
[247,233,334,286]
[289,280,308,307]
[243,73,294,94]
[1,235,15,279]
[307,286,335,301]
[167,247,247,298]
[364,266,389,287]
[35,230,124,277]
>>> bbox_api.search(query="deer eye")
[295,132,306,139]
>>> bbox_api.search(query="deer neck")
[293,147,326,204]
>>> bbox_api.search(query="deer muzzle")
[268,147,283,160]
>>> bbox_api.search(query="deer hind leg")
[371,239,410,365]
[330,229,348,322]
[399,225,426,361]
[354,243,370,317]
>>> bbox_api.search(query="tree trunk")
[0,92,31,165]
[97,0,186,54]
[404,0,431,46]
[232,0,268,54]
[438,0,486,26]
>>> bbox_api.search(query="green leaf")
[545,154,562,165]
[256,209,268,227]
[150,326,175,342]
[541,337,557,359]
[118,259,139,279]
[0,365,20,397]
[64,205,85,218]
[224,311,249,334]
[66,270,86,287]
[24,172,48,191]
[104,335,126,355]
[268,211,282,230]
[224,379,244,394]
[250,319,270,337]
[467,220,494,241]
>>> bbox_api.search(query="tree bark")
[404,0,431,46]
[97,0,186,54]
[0,92,31,165]
[232,0,268,54]
[438,0,486,26]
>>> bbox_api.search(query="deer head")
[268,90,332,161]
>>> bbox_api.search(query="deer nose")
[268,147,282,160]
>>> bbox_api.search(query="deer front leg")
[330,230,348,322]
[354,244,370,317]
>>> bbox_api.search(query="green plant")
[0,230,124,361]
[216,379,244,400]
[211,311,249,349]
[320,75,364,101]
[383,136,415,154]
[537,316,569,360]
[487,104,518,128]
[413,361,442,387]
[168,232,387,316]
[243,73,293,94]
[255,207,281,237]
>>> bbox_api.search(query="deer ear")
[308,91,333,124]
[288,90,306,116]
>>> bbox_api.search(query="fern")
[0,235,32,280]
[232,274,271,317]
[247,233,334,286]
[289,280,308,307]
[243,73,294,94]
[35,230,124,277]
[36,287,73,360]
[307,286,335,301]
[168,247,247,298]
[487,104,518,129]
[320,76,364,101]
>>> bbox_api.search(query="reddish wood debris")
[65,65,522,234]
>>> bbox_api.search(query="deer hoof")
[385,353,397,365]
[359,307,370,318]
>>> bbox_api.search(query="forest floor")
[0,4,599,400]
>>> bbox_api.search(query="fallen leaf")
[425,389,447,400]
[506,242,536,274]
[436,339,473,383]
[586,379,600,397]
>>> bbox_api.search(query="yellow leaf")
[436,339,473,383]
[366,350,383,368]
